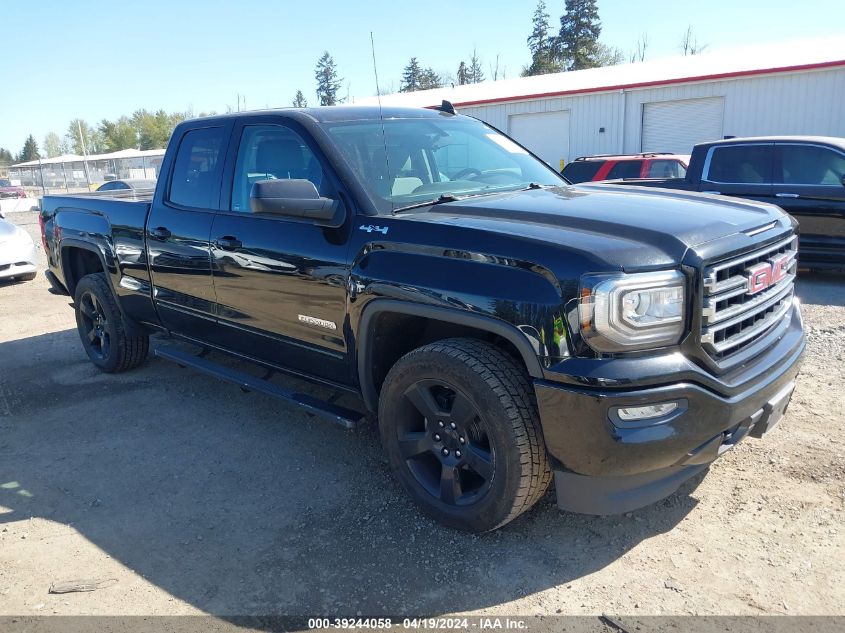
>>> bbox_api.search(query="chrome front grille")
[701,234,797,358]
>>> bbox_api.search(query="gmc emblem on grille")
[746,254,791,295]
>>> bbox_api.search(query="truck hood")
[407,184,785,270]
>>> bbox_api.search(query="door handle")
[775,193,800,199]
[215,236,242,250]
[149,226,171,240]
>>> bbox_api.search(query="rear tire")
[73,273,149,373]
[378,338,551,532]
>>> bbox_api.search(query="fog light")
[617,402,679,421]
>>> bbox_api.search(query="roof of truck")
[700,136,845,149]
[186,106,451,126]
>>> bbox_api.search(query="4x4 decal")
[359,225,389,235]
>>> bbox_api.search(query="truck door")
[698,142,774,204]
[208,118,352,385]
[773,142,845,266]
[146,123,232,339]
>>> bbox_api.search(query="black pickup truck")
[598,136,845,270]
[40,106,805,532]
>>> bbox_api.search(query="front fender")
[348,243,569,410]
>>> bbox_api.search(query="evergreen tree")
[0,148,14,166]
[556,0,602,71]
[456,61,469,85]
[400,58,423,92]
[468,49,485,84]
[292,90,308,107]
[18,135,41,162]
[315,51,342,106]
[524,1,560,76]
[420,67,443,90]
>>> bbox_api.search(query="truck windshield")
[324,116,566,213]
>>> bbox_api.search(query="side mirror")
[250,179,344,228]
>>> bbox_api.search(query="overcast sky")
[2,0,843,153]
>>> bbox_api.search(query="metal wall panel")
[458,67,845,162]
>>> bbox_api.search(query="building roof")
[355,36,845,109]
[12,147,166,168]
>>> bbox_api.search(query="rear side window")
[561,160,603,183]
[169,127,226,208]
[779,144,845,186]
[606,160,643,180]
[647,159,687,179]
[705,145,772,184]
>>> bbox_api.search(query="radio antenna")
[370,31,393,213]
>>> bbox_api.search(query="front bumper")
[0,239,37,280]
[535,299,805,515]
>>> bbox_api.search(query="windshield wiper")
[393,183,548,214]
[393,194,460,214]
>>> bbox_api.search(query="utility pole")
[77,119,92,189]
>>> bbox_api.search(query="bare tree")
[489,54,502,81]
[680,25,708,56]
[630,32,649,63]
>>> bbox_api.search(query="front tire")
[379,338,551,532]
[74,273,149,373]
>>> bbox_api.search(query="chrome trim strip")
[702,294,793,353]
[703,274,795,326]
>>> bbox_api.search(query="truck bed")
[47,188,156,203]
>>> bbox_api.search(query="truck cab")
[41,108,805,532]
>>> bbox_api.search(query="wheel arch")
[357,299,544,412]
[61,239,148,337]
[60,239,111,297]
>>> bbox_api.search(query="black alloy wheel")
[78,290,111,361]
[397,379,495,506]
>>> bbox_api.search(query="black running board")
[155,345,364,429]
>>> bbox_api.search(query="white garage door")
[641,97,724,155]
[508,110,570,169]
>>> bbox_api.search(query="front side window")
[705,144,772,184]
[168,127,225,209]
[323,116,565,213]
[231,125,323,212]
[779,144,845,186]
[606,160,643,180]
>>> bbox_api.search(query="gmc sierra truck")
[40,106,805,532]
[599,136,845,270]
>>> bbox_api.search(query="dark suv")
[562,153,689,184]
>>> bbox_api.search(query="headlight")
[579,270,686,352]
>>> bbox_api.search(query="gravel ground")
[0,210,842,618]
